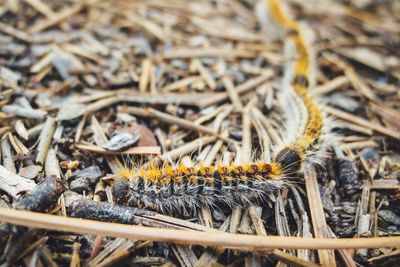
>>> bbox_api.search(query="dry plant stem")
[304,165,336,267]
[223,76,244,110]
[309,76,349,97]
[75,144,161,155]
[86,96,120,114]
[199,73,273,107]
[324,106,400,140]
[0,208,399,250]
[36,117,57,165]
[266,250,321,267]
[28,2,96,33]
[192,59,216,90]
[25,0,57,18]
[143,136,216,168]
[0,165,36,199]
[126,107,234,144]
[0,21,32,42]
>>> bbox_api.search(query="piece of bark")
[0,165,36,199]
[14,176,66,212]
[69,199,158,225]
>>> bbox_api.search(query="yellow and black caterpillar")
[112,0,323,215]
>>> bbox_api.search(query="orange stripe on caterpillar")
[265,0,323,158]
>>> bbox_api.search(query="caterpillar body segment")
[113,163,283,215]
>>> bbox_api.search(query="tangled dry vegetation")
[0,0,399,266]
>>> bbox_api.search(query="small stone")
[69,166,103,193]
[378,210,400,226]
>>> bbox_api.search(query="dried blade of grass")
[1,208,399,250]
[324,106,400,140]
[304,164,337,266]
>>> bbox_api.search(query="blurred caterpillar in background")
[112,0,324,215]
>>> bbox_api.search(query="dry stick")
[118,91,213,108]
[0,208,399,250]
[36,117,57,165]
[309,76,349,97]
[143,136,216,168]
[265,250,321,267]
[25,0,57,18]
[324,106,400,140]
[223,76,244,110]
[126,107,234,144]
[162,76,202,92]
[304,165,336,267]
[199,72,273,107]
[28,1,96,34]
[192,59,217,90]
[75,144,161,155]
[0,22,32,43]
[369,102,400,131]
[162,48,256,59]
[86,96,120,114]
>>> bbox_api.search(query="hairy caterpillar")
[112,0,324,215]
